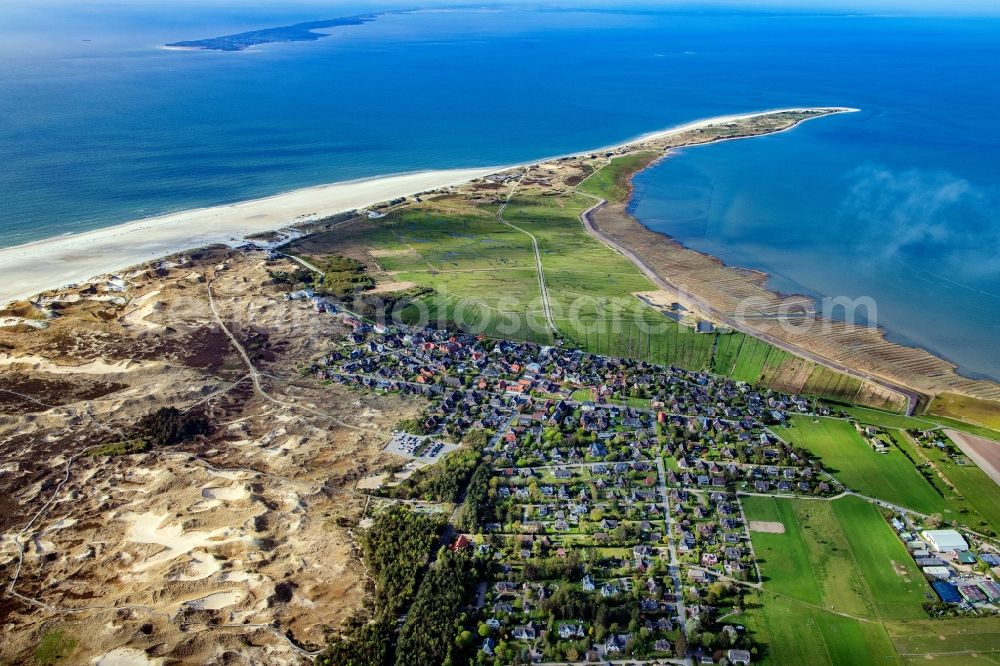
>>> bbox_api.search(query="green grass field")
[734,591,901,666]
[829,496,933,620]
[577,152,660,202]
[737,495,936,665]
[887,616,1000,664]
[889,430,1000,535]
[742,495,930,621]
[780,416,948,514]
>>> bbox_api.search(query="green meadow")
[888,616,1000,664]
[734,591,901,666]
[742,495,929,621]
[888,430,1000,535]
[843,405,1000,443]
[780,416,948,514]
[736,495,935,665]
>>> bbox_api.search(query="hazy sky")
[3,0,1000,15]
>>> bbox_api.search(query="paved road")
[576,194,921,415]
[654,456,689,636]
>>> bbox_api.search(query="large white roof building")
[922,529,969,553]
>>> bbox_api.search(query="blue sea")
[1,3,998,380]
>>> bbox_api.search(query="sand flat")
[749,520,786,534]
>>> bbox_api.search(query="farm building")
[931,580,962,603]
[958,585,987,603]
[979,580,1000,601]
[922,529,969,553]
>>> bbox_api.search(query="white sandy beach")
[0,168,496,305]
[0,108,852,306]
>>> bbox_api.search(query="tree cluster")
[137,407,209,446]
[396,550,478,666]
[360,506,443,618]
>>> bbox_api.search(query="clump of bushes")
[89,407,210,457]
[267,254,374,299]
[138,406,210,445]
[87,439,150,457]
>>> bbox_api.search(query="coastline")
[3,104,999,413]
[0,168,498,306]
[0,107,850,308]
[580,147,1000,410]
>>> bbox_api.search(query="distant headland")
[164,15,377,52]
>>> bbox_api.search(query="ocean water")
[0,4,998,379]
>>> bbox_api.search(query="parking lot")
[385,431,458,464]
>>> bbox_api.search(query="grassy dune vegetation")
[737,495,941,665]
[577,151,660,201]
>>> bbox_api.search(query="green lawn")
[781,416,948,514]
